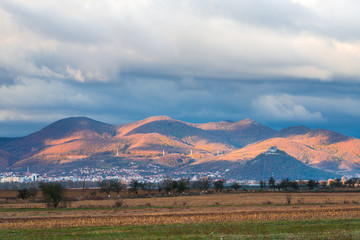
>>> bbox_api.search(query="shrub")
[231,182,241,191]
[214,179,225,192]
[176,178,189,193]
[28,187,38,199]
[286,193,292,205]
[18,188,31,200]
[114,199,125,208]
[39,182,65,208]
[90,191,97,199]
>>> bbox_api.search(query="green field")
[2,218,360,240]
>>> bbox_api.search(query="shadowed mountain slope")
[218,128,360,171]
[0,137,19,147]
[228,149,337,180]
[118,116,235,154]
[0,149,18,168]
[195,119,277,148]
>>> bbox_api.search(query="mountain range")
[1,116,359,180]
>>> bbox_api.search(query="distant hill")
[217,127,360,172]
[1,117,117,169]
[227,148,337,180]
[0,116,359,178]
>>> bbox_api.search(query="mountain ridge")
[0,116,359,179]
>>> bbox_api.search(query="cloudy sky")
[1,0,360,137]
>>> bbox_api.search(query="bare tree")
[129,179,143,195]
[111,180,125,198]
[192,177,211,191]
[39,182,65,208]
[99,180,113,198]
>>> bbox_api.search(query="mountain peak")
[27,116,115,142]
[265,146,280,154]
[220,120,234,123]
[237,118,258,125]
[142,115,176,122]
[280,126,311,136]
[50,116,96,124]
[46,117,113,132]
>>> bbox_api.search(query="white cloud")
[66,66,85,82]
[0,0,360,83]
[253,94,324,121]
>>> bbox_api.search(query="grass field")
[1,191,360,239]
[1,219,360,239]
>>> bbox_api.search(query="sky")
[1,0,360,137]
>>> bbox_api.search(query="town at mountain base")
[0,116,359,180]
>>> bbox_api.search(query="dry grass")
[1,191,360,230]
[1,205,360,230]
[1,191,360,208]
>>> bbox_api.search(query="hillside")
[195,119,277,148]
[0,137,18,147]
[226,148,337,180]
[217,127,360,171]
[119,116,234,155]
[0,149,17,168]
[2,117,117,168]
[0,116,359,177]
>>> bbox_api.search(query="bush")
[28,187,38,199]
[39,182,65,208]
[214,179,225,192]
[176,178,189,193]
[90,191,97,199]
[231,182,241,191]
[114,199,125,208]
[17,187,38,200]
[18,188,31,199]
[286,193,292,205]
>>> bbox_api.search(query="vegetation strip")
[1,218,360,239]
[1,206,360,230]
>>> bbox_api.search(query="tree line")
[263,177,360,191]
[98,177,229,197]
[10,176,360,208]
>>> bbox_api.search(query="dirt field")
[1,190,360,208]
